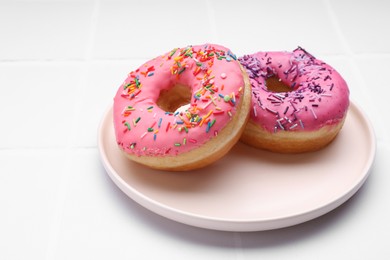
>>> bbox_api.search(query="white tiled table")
[1,0,390,259]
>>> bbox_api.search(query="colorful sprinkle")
[118,45,245,156]
[124,121,131,131]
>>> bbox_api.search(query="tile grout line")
[205,0,219,43]
[322,0,352,56]
[45,1,101,259]
[323,2,371,94]
[233,232,244,260]
[323,0,386,143]
[83,0,100,62]
[323,0,369,90]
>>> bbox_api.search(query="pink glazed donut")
[238,47,349,153]
[113,44,251,171]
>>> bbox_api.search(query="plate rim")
[97,100,376,231]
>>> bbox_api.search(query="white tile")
[0,62,82,148]
[0,149,66,260]
[93,0,212,59]
[0,1,94,60]
[210,0,345,56]
[53,149,237,260]
[353,55,390,144]
[329,0,390,53]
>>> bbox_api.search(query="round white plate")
[98,101,375,232]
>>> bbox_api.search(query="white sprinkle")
[174,103,191,114]
[299,119,304,129]
[202,100,212,109]
[289,123,298,130]
[273,93,286,99]
[310,107,318,119]
[277,120,285,130]
[140,132,147,139]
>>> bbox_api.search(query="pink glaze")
[239,47,349,132]
[113,44,245,156]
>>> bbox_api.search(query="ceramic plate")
[98,101,375,231]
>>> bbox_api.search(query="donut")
[113,44,251,171]
[238,47,349,153]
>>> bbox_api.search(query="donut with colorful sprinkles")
[238,47,350,153]
[113,43,251,171]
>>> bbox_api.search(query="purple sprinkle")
[290,101,297,111]
[283,106,289,114]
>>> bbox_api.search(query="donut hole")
[157,84,192,113]
[266,76,294,93]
